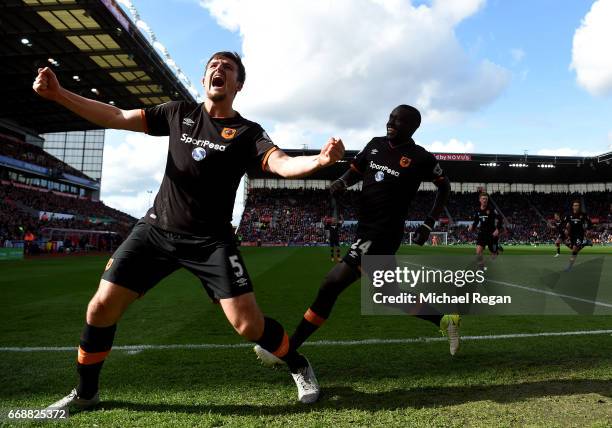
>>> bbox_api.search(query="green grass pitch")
[1,245,611,427]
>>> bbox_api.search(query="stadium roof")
[0,0,196,134]
[250,149,612,184]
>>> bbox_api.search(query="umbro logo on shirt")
[182,118,195,127]
[371,149,378,155]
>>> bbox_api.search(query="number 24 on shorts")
[351,239,372,254]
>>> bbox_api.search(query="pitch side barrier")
[361,254,612,315]
[0,247,24,261]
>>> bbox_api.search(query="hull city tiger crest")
[399,156,412,168]
[221,127,237,140]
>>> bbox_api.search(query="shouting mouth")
[211,73,225,89]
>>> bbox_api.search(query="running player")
[254,105,459,381]
[33,51,344,407]
[468,192,503,269]
[549,212,565,257]
[563,200,593,271]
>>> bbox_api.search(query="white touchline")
[486,279,612,309]
[400,261,612,309]
[1,330,611,353]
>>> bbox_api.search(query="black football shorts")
[476,233,499,253]
[342,234,402,270]
[102,221,252,300]
[567,233,585,248]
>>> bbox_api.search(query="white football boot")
[47,388,99,410]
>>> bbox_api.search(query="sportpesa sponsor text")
[181,133,227,151]
[369,161,400,177]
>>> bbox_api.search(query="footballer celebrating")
[563,200,593,271]
[468,192,503,269]
[33,51,344,407]
[255,105,460,378]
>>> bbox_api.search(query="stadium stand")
[0,132,135,254]
[237,188,611,246]
[0,181,135,254]
[1,0,199,257]
[239,148,611,247]
[0,132,89,179]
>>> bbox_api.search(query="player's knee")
[86,290,126,324]
[87,295,117,323]
[231,316,262,341]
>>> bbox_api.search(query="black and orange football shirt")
[142,101,277,235]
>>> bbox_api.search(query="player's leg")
[555,237,561,257]
[76,280,138,400]
[368,255,460,355]
[290,261,360,350]
[182,241,319,403]
[48,221,179,410]
[182,243,294,356]
[475,244,485,269]
[488,237,499,260]
[566,238,583,271]
[219,294,319,403]
[219,293,306,369]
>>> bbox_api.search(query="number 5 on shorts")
[229,255,244,278]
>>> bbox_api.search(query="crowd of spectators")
[237,188,612,246]
[0,183,133,223]
[238,189,358,244]
[0,182,135,253]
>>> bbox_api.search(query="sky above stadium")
[101,0,612,223]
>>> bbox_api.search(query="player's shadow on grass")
[100,378,611,416]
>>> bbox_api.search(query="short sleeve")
[351,139,374,173]
[143,101,181,136]
[251,126,278,171]
[423,152,445,183]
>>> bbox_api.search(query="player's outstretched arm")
[32,67,144,132]
[413,176,451,245]
[266,137,345,178]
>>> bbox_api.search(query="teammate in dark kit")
[326,218,341,262]
[254,105,461,378]
[549,212,565,257]
[468,192,503,268]
[33,51,344,407]
[563,200,593,271]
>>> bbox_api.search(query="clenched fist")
[32,67,62,101]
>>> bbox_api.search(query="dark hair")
[206,51,246,83]
[397,104,421,132]
[572,200,581,206]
